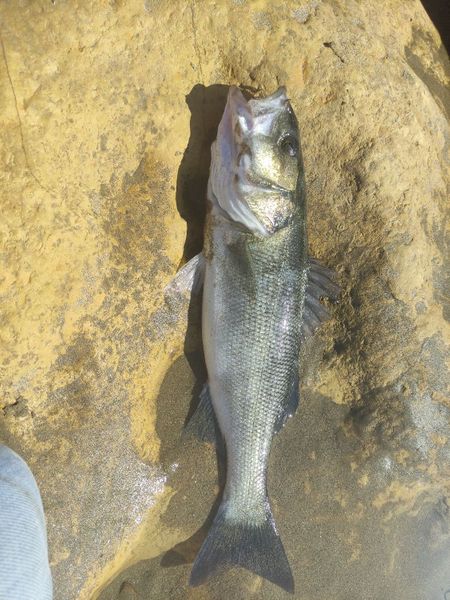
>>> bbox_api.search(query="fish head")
[209,86,302,237]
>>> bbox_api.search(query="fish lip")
[241,166,293,196]
[248,175,292,195]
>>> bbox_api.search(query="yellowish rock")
[0,1,448,599]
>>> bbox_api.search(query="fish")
[167,86,339,593]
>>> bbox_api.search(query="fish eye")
[278,134,299,157]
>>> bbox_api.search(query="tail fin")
[189,501,294,593]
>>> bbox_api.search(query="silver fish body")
[178,86,338,592]
[203,210,307,520]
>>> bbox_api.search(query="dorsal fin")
[301,258,340,339]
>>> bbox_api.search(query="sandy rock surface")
[0,1,449,599]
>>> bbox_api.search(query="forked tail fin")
[189,500,294,593]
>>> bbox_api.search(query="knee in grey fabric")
[0,445,53,600]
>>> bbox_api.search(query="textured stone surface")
[0,1,449,599]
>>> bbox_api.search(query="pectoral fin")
[164,252,205,302]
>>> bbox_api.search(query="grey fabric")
[0,445,53,600]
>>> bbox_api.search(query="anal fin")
[274,372,299,433]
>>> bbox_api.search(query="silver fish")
[169,86,338,592]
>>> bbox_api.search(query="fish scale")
[203,213,307,530]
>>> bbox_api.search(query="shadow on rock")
[176,83,229,262]
[97,82,266,598]
[160,84,232,567]
[160,488,224,568]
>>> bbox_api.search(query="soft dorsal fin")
[301,258,340,339]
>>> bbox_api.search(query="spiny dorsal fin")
[301,258,340,339]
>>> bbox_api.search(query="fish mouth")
[238,157,292,196]
[239,169,292,199]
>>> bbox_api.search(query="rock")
[0,1,448,599]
